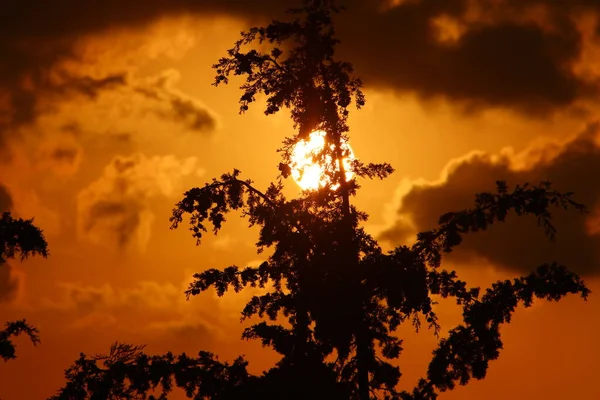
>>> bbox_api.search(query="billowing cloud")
[1,15,216,163]
[381,122,600,275]
[3,0,600,125]
[336,0,595,115]
[77,153,202,252]
[135,69,217,133]
[0,0,264,148]
[0,68,127,155]
[6,66,217,178]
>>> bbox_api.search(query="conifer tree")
[53,1,590,399]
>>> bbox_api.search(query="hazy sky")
[1,0,600,398]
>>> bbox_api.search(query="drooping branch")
[351,160,395,181]
[0,320,40,362]
[184,262,273,298]
[170,170,305,246]
[400,263,589,400]
[49,342,252,400]
[361,181,589,398]
[412,181,587,269]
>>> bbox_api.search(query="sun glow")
[289,130,355,191]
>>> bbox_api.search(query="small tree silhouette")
[53,1,590,399]
[0,211,48,361]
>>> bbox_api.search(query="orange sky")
[1,1,600,399]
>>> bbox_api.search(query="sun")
[289,130,355,191]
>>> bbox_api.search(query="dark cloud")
[135,70,217,133]
[0,186,19,302]
[0,0,281,39]
[82,199,144,251]
[0,185,13,212]
[0,263,19,303]
[169,97,216,132]
[381,122,600,276]
[0,66,127,142]
[0,0,281,128]
[48,147,79,165]
[0,72,127,164]
[37,142,84,176]
[335,0,592,114]
[51,73,127,101]
[2,0,600,131]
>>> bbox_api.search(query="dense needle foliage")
[0,211,48,265]
[53,1,590,399]
[0,211,48,361]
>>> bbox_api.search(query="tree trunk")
[338,152,369,400]
[322,62,370,399]
[356,327,370,400]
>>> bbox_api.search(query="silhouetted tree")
[54,1,590,399]
[51,340,350,399]
[172,1,589,399]
[49,342,254,400]
[0,211,48,361]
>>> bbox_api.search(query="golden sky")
[1,0,600,398]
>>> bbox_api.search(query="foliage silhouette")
[49,342,253,400]
[51,341,350,400]
[0,211,48,265]
[0,211,48,361]
[53,1,589,399]
[0,319,41,362]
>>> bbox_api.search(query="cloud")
[0,185,22,303]
[145,319,214,341]
[4,66,217,177]
[381,122,600,275]
[0,67,127,154]
[77,153,202,252]
[135,69,217,133]
[0,15,217,162]
[48,281,181,313]
[3,0,600,131]
[0,0,269,146]
[34,137,84,176]
[334,0,600,115]
[0,264,21,303]
[0,184,13,212]
[42,279,219,339]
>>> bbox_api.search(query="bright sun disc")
[289,130,355,191]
